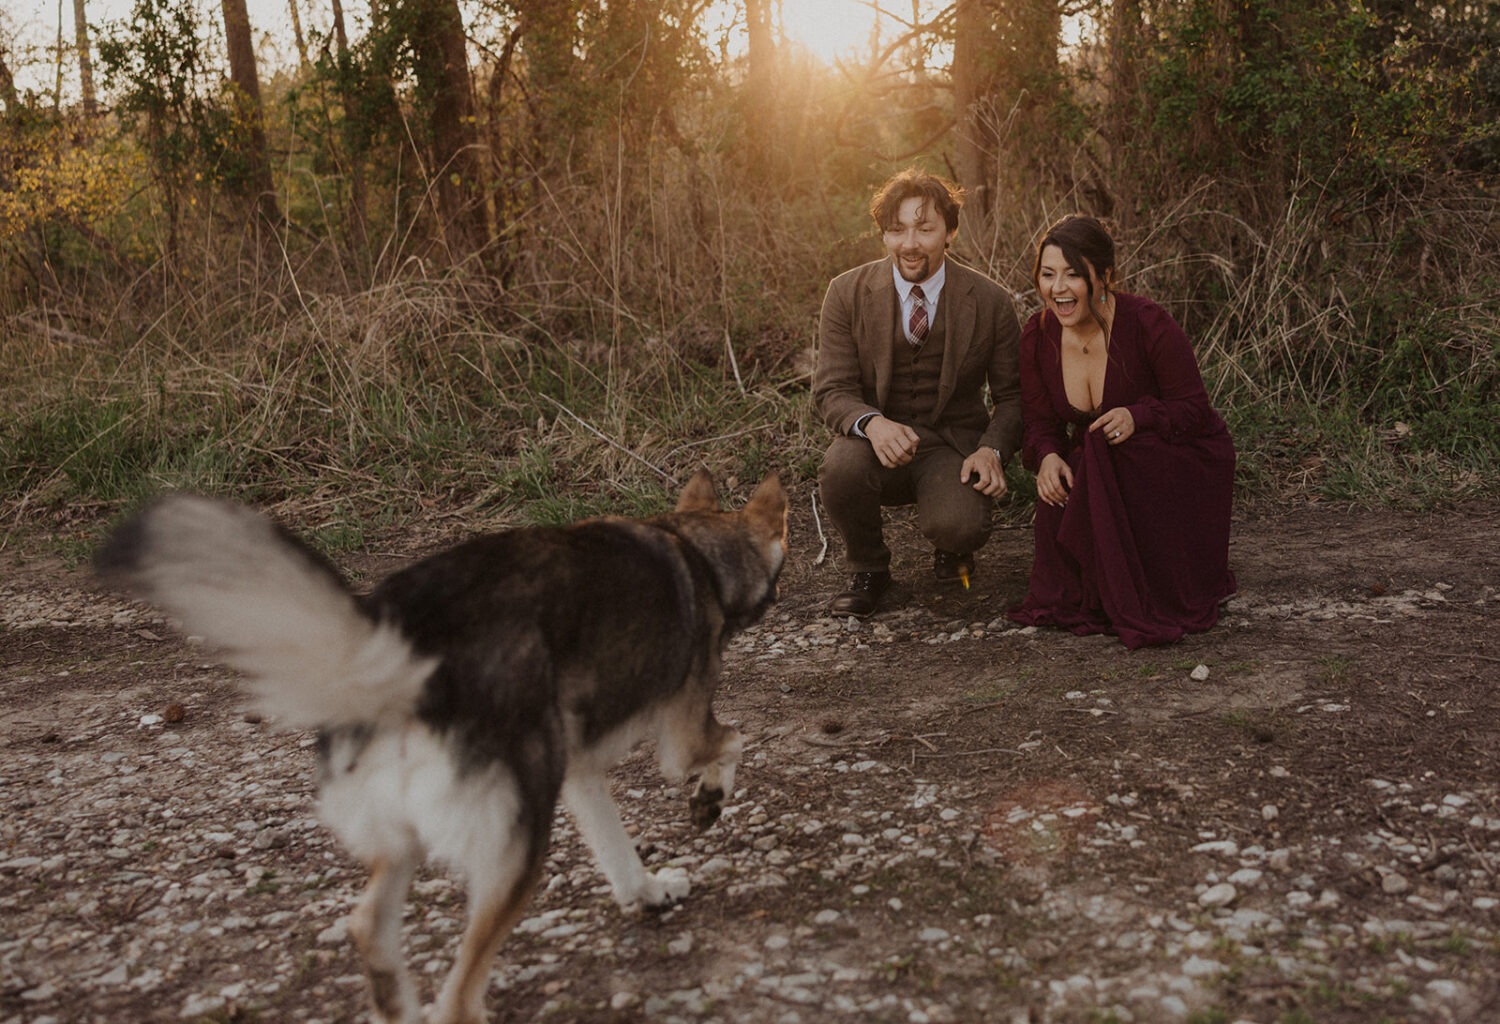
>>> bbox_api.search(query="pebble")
[1198,884,1238,908]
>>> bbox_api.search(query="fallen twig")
[811,489,829,565]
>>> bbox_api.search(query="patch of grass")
[1187,1009,1231,1024]
[1438,930,1472,955]
[962,679,1021,703]
[1316,656,1355,686]
[1365,930,1417,955]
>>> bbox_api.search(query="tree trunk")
[328,0,369,257]
[744,0,774,175]
[409,0,488,253]
[72,0,97,118]
[287,0,309,68]
[220,0,282,224]
[1105,0,1142,212]
[0,45,18,113]
[515,0,577,166]
[951,0,990,217]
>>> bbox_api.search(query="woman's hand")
[1090,407,1136,445]
[1036,452,1073,507]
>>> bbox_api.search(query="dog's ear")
[743,473,788,537]
[675,469,720,512]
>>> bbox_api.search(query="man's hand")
[865,416,920,468]
[961,447,1008,498]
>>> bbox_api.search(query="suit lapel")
[937,262,974,410]
[867,263,900,405]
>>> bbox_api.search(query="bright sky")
[7,0,928,97]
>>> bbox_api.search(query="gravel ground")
[2,498,1498,1023]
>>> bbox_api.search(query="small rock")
[1190,664,1210,682]
[1199,883,1237,908]
[1182,955,1224,977]
[1191,840,1239,857]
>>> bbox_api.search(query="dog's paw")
[651,866,691,905]
[688,785,724,830]
[620,865,692,912]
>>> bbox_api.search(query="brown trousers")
[818,432,992,574]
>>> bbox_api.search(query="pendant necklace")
[1081,294,1113,355]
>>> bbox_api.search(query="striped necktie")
[908,285,929,346]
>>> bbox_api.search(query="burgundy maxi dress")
[1007,293,1236,649]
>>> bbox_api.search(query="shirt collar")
[892,260,947,305]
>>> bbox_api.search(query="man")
[813,169,1022,617]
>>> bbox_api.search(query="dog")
[95,470,788,1024]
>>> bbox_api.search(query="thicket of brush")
[3,0,1498,552]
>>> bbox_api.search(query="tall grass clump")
[1060,172,1500,508]
[5,0,1498,551]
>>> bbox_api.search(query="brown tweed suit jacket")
[813,257,1022,462]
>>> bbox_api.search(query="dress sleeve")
[1018,313,1068,472]
[1124,300,1220,441]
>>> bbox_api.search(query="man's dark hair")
[869,169,964,234]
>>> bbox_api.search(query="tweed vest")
[884,300,946,428]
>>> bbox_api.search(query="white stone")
[1191,840,1238,857]
[1199,883,1237,908]
[1182,955,1225,977]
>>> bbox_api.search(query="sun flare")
[778,0,890,64]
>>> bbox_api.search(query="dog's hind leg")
[348,845,422,1024]
[429,838,542,1024]
[563,770,683,910]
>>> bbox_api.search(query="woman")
[1007,215,1236,648]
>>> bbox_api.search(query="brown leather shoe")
[932,549,975,584]
[829,571,891,618]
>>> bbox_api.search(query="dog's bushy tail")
[96,494,435,731]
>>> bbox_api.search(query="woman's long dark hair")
[1033,215,1117,325]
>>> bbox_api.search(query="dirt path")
[2,497,1498,1023]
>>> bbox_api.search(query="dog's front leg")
[686,725,742,830]
[562,772,688,910]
